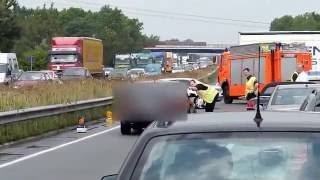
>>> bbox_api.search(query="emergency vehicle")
[239,31,320,80]
[218,43,312,104]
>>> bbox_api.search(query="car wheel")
[223,86,233,104]
[121,122,131,135]
[133,127,143,134]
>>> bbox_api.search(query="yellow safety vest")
[291,72,299,82]
[198,86,218,103]
[245,76,257,97]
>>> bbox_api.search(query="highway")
[0,101,245,180]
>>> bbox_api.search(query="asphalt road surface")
[0,101,245,180]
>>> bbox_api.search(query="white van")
[0,53,20,84]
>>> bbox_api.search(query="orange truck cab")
[217,43,312,104]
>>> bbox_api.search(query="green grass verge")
[198,67,217,84]
[0,106,111,145]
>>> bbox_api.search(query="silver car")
[267,84,320,111]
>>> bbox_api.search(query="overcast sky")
[19,0,320,44]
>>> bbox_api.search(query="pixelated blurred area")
[113,81,188,122]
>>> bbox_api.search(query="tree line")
[270,12,320,31]
[0,0,159,70]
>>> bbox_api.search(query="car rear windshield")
[18,72,45,80]
[132,132,320,180]
[63,69,85,76]
[271,88,316,105]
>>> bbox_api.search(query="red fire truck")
[218,43,312,104]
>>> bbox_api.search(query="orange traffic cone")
[77,117,88,133]
[105,111,113,126]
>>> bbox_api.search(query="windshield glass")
[263,86,276,96]
[271,88,316,105]
[133,132,320,180]
[0,64,7,73]
[137,57,153,64]
[145,65,160,72]
[18,72,45,81]
[63,69,85,76]
[115,58,130,64]
[103,68,114,71]
[50,54,77,63]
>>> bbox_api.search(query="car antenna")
[254,45,263,128]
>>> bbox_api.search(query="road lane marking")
[0,125,120,169]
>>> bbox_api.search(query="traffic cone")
[105,111,113,126]
[76,117,88,133]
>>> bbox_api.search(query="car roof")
[262,81,315,90]
[25,71,46,73]
[144,112,320,137]
[276,84,320,89]
[65,67,86,69]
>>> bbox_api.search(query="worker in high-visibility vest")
[190,80,219,112]
[242,68,258,101]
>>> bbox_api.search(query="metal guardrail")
[0,97,113,125]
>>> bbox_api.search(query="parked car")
[267,84,320,111]
[183,64,193,71]
[13,71,51,88]
[40,70,58,80]
[172,66,185,73]
[192,63,200,70]
[101,111,320,180]
[61,67,93,80]
[246,82,316,110]
[127,68,145,79]
[145,64,162,76]
[109,68,128,80]
[199,61,208,68]
[103,67,114,77]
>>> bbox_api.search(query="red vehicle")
[48,37,103,76]
[13,71,51,88]
[218,43,312,104]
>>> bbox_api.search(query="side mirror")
[101,174,118,180]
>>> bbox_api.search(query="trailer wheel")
[223,86,233,104]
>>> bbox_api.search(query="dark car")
[101,111,320,180]
[114,81,188,135]
[13,71,51,88]
[246,81,315,110]
[61,67,92,80]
